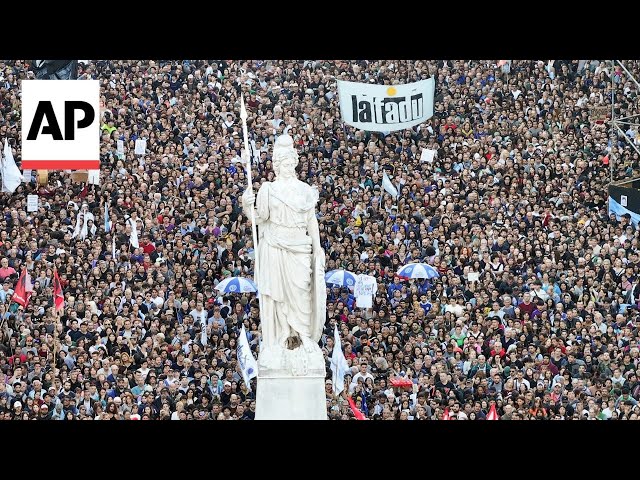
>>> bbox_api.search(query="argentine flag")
[330,324,350,396]
[104,202,111,233]
[382,170,398,199]
[237,325,258,391]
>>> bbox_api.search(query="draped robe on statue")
[250,179,325,349]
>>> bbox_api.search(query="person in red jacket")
[141,236,156,256]
[518,292,536,317]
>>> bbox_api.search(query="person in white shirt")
[611,368,626,388]
[190,303,208,324]
[530,282,549,302]
[487,302,505,321]
[350,361,374,388]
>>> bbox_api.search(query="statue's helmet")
[272,134,299,171]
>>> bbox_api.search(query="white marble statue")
[242,134,326,353]
[243,133,327,419]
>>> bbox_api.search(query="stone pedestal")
[255,339,327,420]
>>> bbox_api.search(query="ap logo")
[21,80,100,170]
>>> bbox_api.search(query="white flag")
[200,317,208,346]
[250,139,260,165]
[330,324,350,396]
[382,170,398,198]
[128,217,139,249]
[237,325,258,391]
[2,139,23,193]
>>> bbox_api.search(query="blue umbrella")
[215,276,258,294]
[397,263,440,279]
[324,269,357,288]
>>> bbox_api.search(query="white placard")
[117,139,124,154]
[27,194,39,212]
[354,274,378,309]
[421,148,437,163]
[467,272,479,282]
[88,170,100,185]
[134,138,146,155]
[621,195,628,207]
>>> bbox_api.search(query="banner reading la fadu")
[21,79,100,170]
[337,78,434,133]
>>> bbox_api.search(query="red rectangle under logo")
[21,160,100,169]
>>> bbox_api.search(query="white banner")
[337,78,434,132]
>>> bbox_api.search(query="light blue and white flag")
[128,217,139,249]
[104,202,111,233]
[330,324,350,396]
[237,324,258,391]
[382,170,398,199]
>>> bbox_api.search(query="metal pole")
[615,60,640,92]
[240,94,259,276]
[611,60,615,185]
[613,113,640,123]
[613,123,640,158]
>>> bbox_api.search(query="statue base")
[255,338,327,420]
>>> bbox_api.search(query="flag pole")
[52,267,59,390]
[240,94,259,276]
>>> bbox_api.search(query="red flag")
[486,403,500,420]
[52,269,64,313]
[347,396,366,420]
[12,268,33,308]
[442,407,451,420]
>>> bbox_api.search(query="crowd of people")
[1,59,640,420]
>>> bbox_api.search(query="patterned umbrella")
[397,263,440,279]
[215,276,258,293]
[324,269,357,288]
